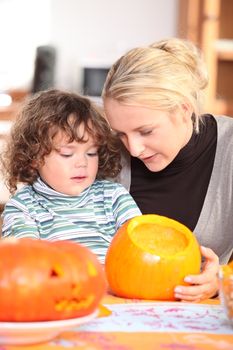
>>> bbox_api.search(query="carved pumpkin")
[0,238,106,322]
[105,214,201,300]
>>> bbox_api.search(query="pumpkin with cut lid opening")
[0,238,107,322]
[105,214,201,300]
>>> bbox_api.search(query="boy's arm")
[112,184,141,231]
[1,204,40,239]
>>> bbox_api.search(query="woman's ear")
[181,102,193,122]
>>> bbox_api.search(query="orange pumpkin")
[219,262,233,322]
[105,214,201,300]
[0,238,107,322]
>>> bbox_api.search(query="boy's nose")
[74,155,87,167]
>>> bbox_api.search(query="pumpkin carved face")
[0,239,106,322]
[105,214,201,300]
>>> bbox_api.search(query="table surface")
[2,293,233,350]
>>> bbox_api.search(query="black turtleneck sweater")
[130,114,217,231]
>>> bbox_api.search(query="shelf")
[178,0,233,116]
[217,49,233,61]
[215,39,233,60]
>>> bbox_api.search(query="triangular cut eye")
[50,269,60,278]
[49,264,64,278]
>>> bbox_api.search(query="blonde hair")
[102,38,208,132]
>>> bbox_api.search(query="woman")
[102,38,233,301]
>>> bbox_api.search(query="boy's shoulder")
[5,184,34,205]
[2,184,34,218]
[93,179,126,191]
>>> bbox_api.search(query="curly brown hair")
[1,89,121,194]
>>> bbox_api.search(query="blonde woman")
[102,38,233,301]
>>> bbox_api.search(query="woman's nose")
[125,137,145,157]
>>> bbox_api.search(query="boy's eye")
[87,151,98,157]
[60,153,73,158]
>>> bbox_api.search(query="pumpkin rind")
[0,238,107,322]
[105,214,201,300]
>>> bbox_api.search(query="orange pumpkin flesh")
[219,262,233,321]
[105,214,201,300]
[0,239,107,322]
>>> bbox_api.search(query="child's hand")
[174,246,219,302]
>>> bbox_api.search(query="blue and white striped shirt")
[2,178,141,263]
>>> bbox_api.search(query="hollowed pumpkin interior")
[129,223,188,256]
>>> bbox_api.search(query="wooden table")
[3,293,233,350]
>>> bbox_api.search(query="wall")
[0,0,51,90]
[51,0,178,91]
[0,0,178,92]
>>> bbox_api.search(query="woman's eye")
[140,130,153,136]
[116,132,126,139]
[111,129,125,138]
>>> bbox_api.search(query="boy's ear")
[31,158,40,169]
[31,161,36,169]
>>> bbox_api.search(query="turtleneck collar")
[32,177,92,206]
[153,116,213,176]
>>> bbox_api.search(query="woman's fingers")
[174,246,220,301]
[174,282,216,301]
[200,246,219,271]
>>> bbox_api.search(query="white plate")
[0,309,98,345]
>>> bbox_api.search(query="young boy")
[1,89,141,262]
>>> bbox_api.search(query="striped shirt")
[1,178,141,263]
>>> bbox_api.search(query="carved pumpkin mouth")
[48,268,95,312]
[55,295,95,312]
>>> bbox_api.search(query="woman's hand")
[174,246,219,302]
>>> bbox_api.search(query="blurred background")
[0,0,232,115]
[0,0,232,205]
[0,0,177,93]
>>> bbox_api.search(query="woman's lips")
[141,154,157,162]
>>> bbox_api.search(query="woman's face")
[104,99,193,172]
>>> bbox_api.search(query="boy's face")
[38,130,99,196]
